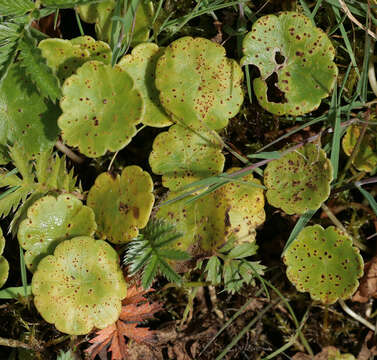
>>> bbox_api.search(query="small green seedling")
[117,43,172,128]
[342,124,377,173]
[0,63,60,163]
[87,166,154,244]
[264,143,333,214]
[77,0,153,47]
[283,225,363,304]
[149,124,225,191]
[241,11,338,116]
[39,36,111,83]
[32,236,127,335]
[58,60,144,157]
[18,194,96,272]
[0,227,9,288]
[155,36,244,130]
[222,168,265,244]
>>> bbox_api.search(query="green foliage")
[124,219,190,289]
[18,31,62,102]
[0,227,9,288]
[0,146,79,235]
[77,0,153,48]
[149,124,225,191]
[156,190,230,260]
[222,168,265,244]
[57,350,76,360]
[0,22,22,81]
[342,125,377,172]
[39,36,111,84]
[87,166,154,244]
[0,0,34,16]
[283,225,363,304]
[155,36,244,130]
[241,11,338,116]
[117,42,172,128]
[41,0,102,8]
[0,63,60,162]
[32,236,127,335]
[58,60,144,157]
[264,143,333,215]
[18,194,97,272]
[203,238,265,294]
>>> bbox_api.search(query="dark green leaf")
[357,186,377,216]
[17,31,61,102]
[41,0,103,8]
[0,22,22,81]
[205,256,221,285]
[227,242,258,259]
[158,249,191,260]
[142,255,159,289]
[0,0,34,16]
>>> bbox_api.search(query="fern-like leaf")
[0,0,34,16]
[41,0,104,8]
[0,145,79,235]
[17,31,61,102]
[124,219,190,289]
[0,22,22,81]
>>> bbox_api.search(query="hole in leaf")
[266,72,287,104]
[275,51,285,64]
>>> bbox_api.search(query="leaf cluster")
[202,237,265,294]
[123,219,190,289]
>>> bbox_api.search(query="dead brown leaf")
[353,256,377,303]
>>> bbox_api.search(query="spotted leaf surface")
[87,166,154,244]
[149,124,225,191]
[0,227,9,288]
[39,36,111,83]
[0,64,60,157]
[156,191,230,267]
[18,194,96,272]
[77,0,153,47]
[264,143,333,215]
[117,43,172,128]
[342,125,377,173]
[156,36,244,130]
[283,225,363,304]
[241,12,337,116]
[58,61,144,158]
[222,168,265,243]
[32,236,127,335]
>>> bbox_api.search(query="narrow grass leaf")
[0,285,32,299]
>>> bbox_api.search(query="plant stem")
[0,337,33,349]
[55,140,85,164]
[339,299,375,331]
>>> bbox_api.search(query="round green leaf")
[156,190,230,259]
[155,36,244,130]
[264,143,333,215]
[39,36,111,83]
[222,168,265,243]
[77,0,153,47]
[87,166,154,244]
[283,225,363,304]
[18,194,97,272]
[0,64,60,157]
[149,124,225,191]
[58,61,144,158]
[0,227,9,288]
[342,125,377,173]
[117,43,172,128]
[32,236,127,335]
[241,12,338,116]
